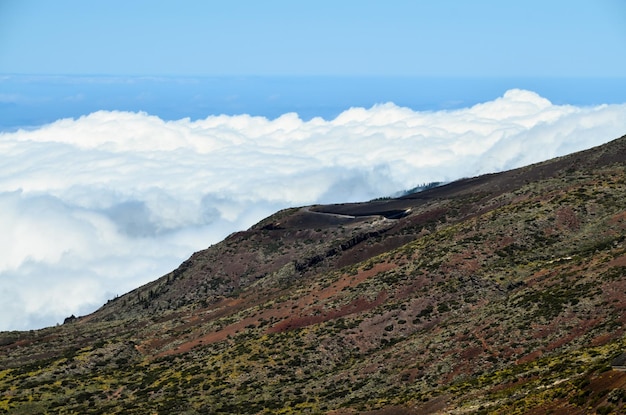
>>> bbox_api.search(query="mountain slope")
[1,134,625,414]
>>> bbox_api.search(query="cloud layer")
[2,89,625,330]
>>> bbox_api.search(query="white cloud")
[1,89,625,330]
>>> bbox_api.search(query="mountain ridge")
[1,134,625,414]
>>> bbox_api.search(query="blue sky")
[1,0,625,76]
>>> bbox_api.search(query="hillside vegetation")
[1,135,625,414]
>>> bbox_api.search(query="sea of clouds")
[2,89,626,331]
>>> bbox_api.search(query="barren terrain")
[1,135,625,414]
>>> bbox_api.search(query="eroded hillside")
[1,135,625,414]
